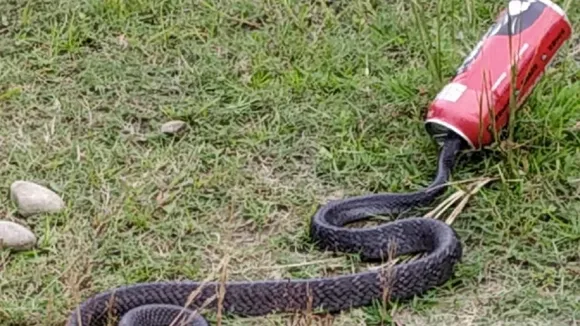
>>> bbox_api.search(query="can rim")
[538,0,572,27]
[424,118,476,149]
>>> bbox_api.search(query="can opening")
[425,119,475,150]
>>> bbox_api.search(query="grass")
[0,0,579,325]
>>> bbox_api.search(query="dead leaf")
[156,191,168,206]
[117,34,128,49]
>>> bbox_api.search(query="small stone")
[0,221,36,251]
[160,120,187,134]
[10,181,65,217]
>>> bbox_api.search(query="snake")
[65,132,466,326]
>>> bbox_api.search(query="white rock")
[10,180,65,217]
[0,221,36,251]
[160,120,187,134]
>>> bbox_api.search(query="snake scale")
[66,133,466,326]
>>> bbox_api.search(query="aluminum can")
[425,0,573,148]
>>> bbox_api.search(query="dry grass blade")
[424,190,465,219]
[444,178,495,225]
[426,177,497,222]
[167,255,231,326]
[216,255,230,326]
[385,177,496,267]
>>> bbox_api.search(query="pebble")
[0,221,36,251]
[160,120,187,134]
[10,180,65,217]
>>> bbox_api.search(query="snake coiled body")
[66,134,465,326]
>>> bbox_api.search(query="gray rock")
[0,221,36,251]
[10,180,65,217]
[161,120,187,134]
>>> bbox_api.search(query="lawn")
[0,0,578,325]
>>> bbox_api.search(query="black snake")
[66,133,466,326]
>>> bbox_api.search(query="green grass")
[0,0,579,325]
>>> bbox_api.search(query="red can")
[425,0,573,149]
